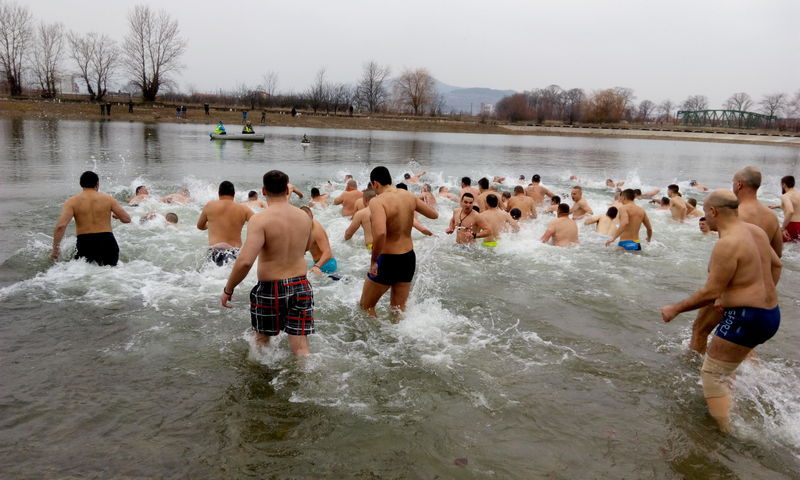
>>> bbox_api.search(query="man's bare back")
[197,196,253,248]
[507,192,537,219]
[542,216,578,247]
[335,188,363,217]
[739,199,782,256]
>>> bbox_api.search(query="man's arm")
[642,212,653,242]
[542,187,555,198]
[369,200,387,273]
[221,219,265,307]
[768,243,782,285]
[540,224,555,244]
[582,199,593,215]
[309,223,333,274]
[415,197,439,219]
[605,208,629,246]
[474,215,492,239]
[445,210,456,234]
[584,216,600,226]
[291,185,304,199]
[344,212,361,240]
[506,214,520,233]
[243,205,254,222]
[413,218,433,236]
[333,193,345,205]
[196,208,208,230]
[781,195,794,229]
[50,201,75,259]
[110,199,131,224]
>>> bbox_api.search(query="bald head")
[733,166,761,190]
[347,179,358,189]
[705,189,739,210]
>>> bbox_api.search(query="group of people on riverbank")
[49,165,799,433]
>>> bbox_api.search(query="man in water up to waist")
[197,181,253,266]
[662,190,781,433]
[605,188,652,251]
[359,166,438,318]
[50,170,132,266]
[221,170,315,355]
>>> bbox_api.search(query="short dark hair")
[557,203,570,214]
[404,173,411,179]
[501,191,511,199]
[699,216,706,221]
[621,189,635,201]
[509,208,521,220]
[519,175,525,180]
[263,170,289,195]
[370,166,392,186]
[687,198,697,207]
[634,189,642,196]
[660,197,670,206]
[472,205,481,212]
[782,175,795,189]
[311,187,320,196]
[80,171,99,188]
[532,174,541,183]
[551,195,561,204]
[135,185,146,194]
[396,182,408,190]
[461,176,472,186]
[478,177,490,189]
[668,184,679,193]
[461,192,474,200]
[248,190,258,199]
[606,206,618,219]
[486,193,499,208]
[514,185,524,194]
[219,180,235,197]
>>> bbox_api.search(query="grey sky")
[28,0,800,108]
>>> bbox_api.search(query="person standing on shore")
[50,171,131,266]
[221,170,315,355]
[359,166,438,318]
[662,190,781,433]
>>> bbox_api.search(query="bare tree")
[637,99,656,122]
[658,99,674,122]
[429,90,446,116]
[681,94,708,111]
[122,5,187,102]
[724,92,753,111]
[0,1,32,96]
[612,86,636,120]
[30,21,64,98]
[67,32,117,101]
[329,82,352,115]
[355,60,390,113]
[306,68,328,114]
[393,67,435,116]
[562,88,584,124]
[260,70,278,105]
[759,92,786,118]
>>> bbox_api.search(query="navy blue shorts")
[367,250,416,285]
[714,306,780,349]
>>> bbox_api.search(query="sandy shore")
[2,98,798,147]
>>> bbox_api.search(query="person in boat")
[301,134,310,143]
[242,121,255,134]
[215,121,226,135]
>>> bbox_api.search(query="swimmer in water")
[475,177,492,211]
[345,189,377,249]
[686,198,703,218]
[569,185,593,220]
[698,216,711,234]
[775,175,800,242]
[445,193,492,245]
[509,208,521,220]
[160,188,191,205]
[606,178,625,189]
[221,170,315,355]
[359,166,438,318]
[242,190,268,211]
[605,188,652,251]
[479,194,519,247]
[650,196,670,210]
[50,170,131,265]
[404,170,427,184]
[544,195,561,215]
[667,184,688,221]
[308,187,329,208]
[128,185,150,205]
[689,180,709,191]
[334,179,364,217]
[458,177,480,200]
[662,189,781,433]
[584,206,618,236]
[541,203,578,247]
[419,183,437,208]
[301,206,337,276]
[438,186,458,202]
[506,186,537,220]
[197,181,254,266]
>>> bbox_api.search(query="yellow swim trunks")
[482,240,498,248]
[365,243,373,250]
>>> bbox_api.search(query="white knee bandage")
[701,355,739,398]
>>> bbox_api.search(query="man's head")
[501,191,511,200]
[346,179,358,190]
[478,177,490,190]
[486,194,499,209]
[422,183,432,193]
[781,175,795,193]
[551,195,561,205]
[633,188,642,198]
[311,187,321,197]
[698,217,710,233]
[557,203,570,216]
[621,189,635,202]
[461,176,472,187]
[165,212,178,224]
[514,185,524,195]
[667,184,680,197]
[396,182,408,190]
[134,185,148,195]
[690,180,698,187]
[519,175,525,181]
[606,206,618,219]
[570,186,582,201]
[703,189,739,231]
[80,171,99,189]
[404,173,411,180]
[460,192,475,210]
[344,174,353,183]
[219,180,235,197]
[439,186,449,193]
[605,179,615,187]
[532,174,541,183]
[732,166,761,195]
[262,170,289,197]
[248,190,258,200]
[660,196,670,206]
[509,208,521,220]
[370,166,392,189]
[363,188,377,205]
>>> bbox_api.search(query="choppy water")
[1,118,799,479]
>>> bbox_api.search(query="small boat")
[209,133,265,142]
[301,140,310,147]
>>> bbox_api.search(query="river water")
[1,118,799,479]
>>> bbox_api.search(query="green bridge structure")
[676,109,777,129]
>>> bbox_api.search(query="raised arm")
[415,197,439,220]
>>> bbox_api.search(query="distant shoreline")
[1,98,798,148]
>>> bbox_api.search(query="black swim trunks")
[367,249,416,285]
[208,247,239,267]
[250,276,314,336]
[75,232,119,266]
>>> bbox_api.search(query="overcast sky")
[27,0,800,108]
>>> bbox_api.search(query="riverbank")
[2,98,799,147]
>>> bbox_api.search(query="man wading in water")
[359,166,438,318]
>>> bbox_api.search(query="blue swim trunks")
[319,257,337,274]
[618,240,641,251]
[715,306,780,349]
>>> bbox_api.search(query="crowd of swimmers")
[50,166,800,433]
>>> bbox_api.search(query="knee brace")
[701,355,739,398]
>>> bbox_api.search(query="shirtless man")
[301,207,337,276]
[221,170,315,355]
[197,181,254,266]
[662,190,781,432]
[541,203,579,247]
[475,177,492,211]
[419,184,437,208]
[438,186,458,201]
[584,206,618,236]
[506,186,537,220]
[689,180,710,191]
[359,166,439,317]
[446,193,491,244]
[525,174,555,206]
[345,189,377,249]
[667,184,688,221]
[404,170,427,184]
[699,217,711,234]
[686,198,703,218]
[129,185,150,205]
[308,187,329,208]
[544,195,561,214]
[458,177,480,200]
[479,194,519,247]
[650,197,670,210]
[569,186,593,220]
[334,180,364,217]
[50,170,131,266]
[242,191,268,210]
[775,175,800,242]
[605,188,653,251]
[161,188,191,205]
[606,178,625,189]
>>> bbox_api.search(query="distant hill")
[434,79,515,114]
